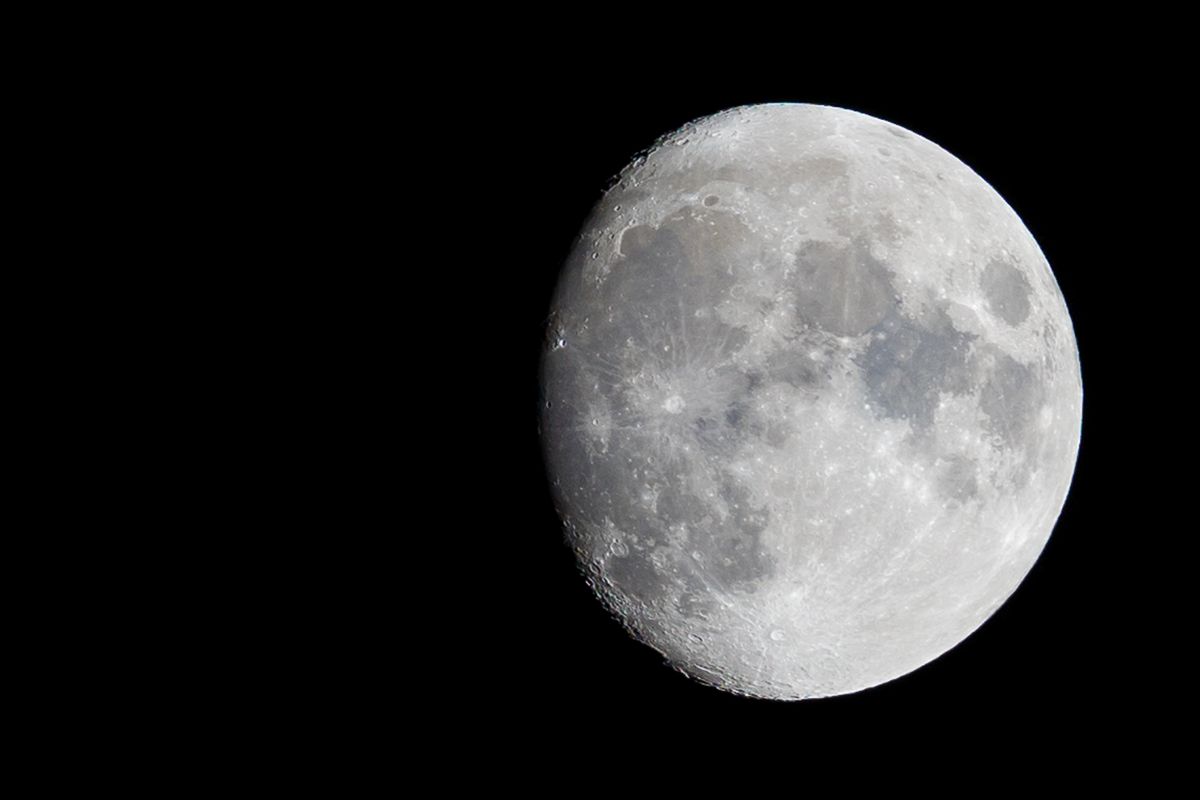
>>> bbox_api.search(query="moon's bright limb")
[539,104,1081,700]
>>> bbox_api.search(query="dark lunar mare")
[857,305,976,432]
[541,207,781,620]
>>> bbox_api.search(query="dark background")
[459,56,1175,751]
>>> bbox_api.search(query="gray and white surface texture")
[539,103,1081,700]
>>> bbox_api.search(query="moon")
[538,103,1081,699]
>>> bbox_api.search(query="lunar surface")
[538,104,1081,699]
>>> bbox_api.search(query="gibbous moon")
[539,104,1081,699]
